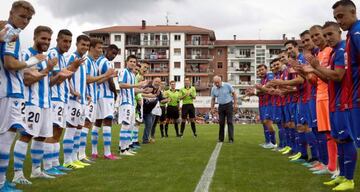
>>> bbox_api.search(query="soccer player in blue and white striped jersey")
[0,2,45,191]
[12,26,58,185]
[62,35,90,169]
[118,55,148,156]
[82,38,116,163]
[93,44,119,160]
[42,29,74,174]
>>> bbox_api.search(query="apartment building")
[214,40,284,98]
[84,21,216,96]
[84,22,292,112]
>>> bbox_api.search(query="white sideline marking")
[194,142,223,192]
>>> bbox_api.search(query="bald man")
[142,77,167,144]
[211,76,238,143]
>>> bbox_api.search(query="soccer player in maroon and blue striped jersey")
[307,20,357,191]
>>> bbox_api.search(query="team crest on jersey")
[14,100,19,107]
[28,124,33,130]
[53,104,56,109]
[71,117,75,121]
[58,117,62,122]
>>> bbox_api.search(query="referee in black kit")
[210,76,238,143]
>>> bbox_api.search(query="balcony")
[185,41,213,47]
[228,54,255,60]
[144,54,169,61]
[125,53,141,59]
[193,82,211,90]
[185,67,211,76]
[185,55,213,60]
[125,41,141,47]
[144,68,169,77]
[228,67,255,74]
[233,81,255,88]
[141,40,169,47]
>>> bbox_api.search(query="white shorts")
[0,97,26,134]
[85,101,97,123]
[51,101,67,128]
[24,105,52,137]
[96,98,114,120]
[118,104,135,125]
[66,100,85,127]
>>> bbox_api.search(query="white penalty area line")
[194,142,223,192]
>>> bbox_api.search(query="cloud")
[32,0,352,40]
[36,0,184,25]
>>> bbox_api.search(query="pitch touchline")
[194,142,223,192]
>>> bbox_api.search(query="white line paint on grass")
[194,142,223,192]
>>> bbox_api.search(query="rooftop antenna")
[166,12,169,25]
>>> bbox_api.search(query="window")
[239,49,251,57]
[174,75,181,82]
[162,34,168,40]
[174,48,181,56]
[174,35,181,41]
[174,62,181,68]
[217,49,222,56]
[229,47,234,54]
[192,76,200,84]
[217,62,223,69]
[114,35,121,42]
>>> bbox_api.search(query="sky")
[1,0,358,50]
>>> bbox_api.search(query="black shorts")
[160,106,166,121]
[181,104,195,119]
[167,106,179,120]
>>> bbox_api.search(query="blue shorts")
[330,110,353,141]
[349,108,360,147]
[264,105,273,121]
[297,102,311,126]
[273,105,283,123]
[308,99,317,128]
[289,103,297,123]
[283,103,291,123]
[259,106,266,121]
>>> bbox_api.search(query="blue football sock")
[298,132,307,158]
[337,143,345,177]
[263,124,270,143]
[277,123,285,148]
[316,132,329,165]
[305,131,319,160]
[343,141,357,180]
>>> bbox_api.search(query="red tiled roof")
[84,25,215,39]
[215,40,300,46]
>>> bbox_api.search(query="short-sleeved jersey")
[296,53,308,103]
[96,55,115,99]
[0,24,24,99]
[118,68,135,106]
[85,55,97,104]
[316,47,332,101]
[68,52,87,104]
[259,72,274,106]
[22,47,50,108]
[48,47,70,103]
[346,20,360,108]
[180,86,196,105]
[165,89,180,107]
[329,41,349,112]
